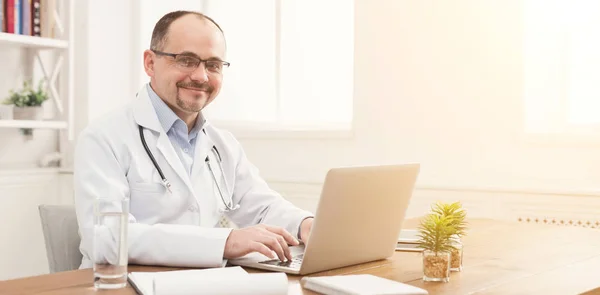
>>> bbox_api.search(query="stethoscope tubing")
[138,125,238,211]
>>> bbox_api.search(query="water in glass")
[93,198,129,289]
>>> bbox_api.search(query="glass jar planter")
[422,250,450,282]
[450,236,463,272]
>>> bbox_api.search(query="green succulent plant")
[416,213,456,255]
[3,80,48,107]
[431,201,468,238]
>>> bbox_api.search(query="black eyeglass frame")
[151,49,231,70]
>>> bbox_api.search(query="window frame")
[210,119,355,139]
[213,0,354,139]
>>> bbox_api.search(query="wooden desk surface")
[2,219,600,295]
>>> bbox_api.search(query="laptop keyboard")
[259,254,304,269]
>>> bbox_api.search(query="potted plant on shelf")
[3,80,48,120]
[417,213,455,282]
[431,201,468,271]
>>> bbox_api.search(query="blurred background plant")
[3,80,48,107]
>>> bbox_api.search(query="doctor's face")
[144,14,227,117]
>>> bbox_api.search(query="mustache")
[176,82,212,92]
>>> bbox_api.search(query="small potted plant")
[417,213,455,282]
[3,80,49,120]
[431,201,468,271]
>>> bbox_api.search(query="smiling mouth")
[180,86,208,92]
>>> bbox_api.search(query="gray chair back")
[38,205,82,273]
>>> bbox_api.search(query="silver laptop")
[228,163,420,275]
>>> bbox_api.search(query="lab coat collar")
[146,83,181,134]
[133,84,162,133]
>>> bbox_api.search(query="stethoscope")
[138,125,240,212]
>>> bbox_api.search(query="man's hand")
[300,217,314,245]
[224,224,299,261]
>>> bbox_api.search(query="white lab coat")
[74,85,313,269]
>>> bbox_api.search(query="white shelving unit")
[0,32,68,49]
[0,32,71,131]
[0,0,75,170]
[0,120,67,129]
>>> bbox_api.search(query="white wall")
[0,170,68,280]
[75,0,136,137]
[234,1,600,219]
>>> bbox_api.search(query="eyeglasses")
[151,50,230,73]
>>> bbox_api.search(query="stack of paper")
[128,266,288,295]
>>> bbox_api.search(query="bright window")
[524,0,600,134]
[137,0,354,132]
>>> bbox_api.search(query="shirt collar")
[146,83,205,137]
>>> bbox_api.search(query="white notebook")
[397,229,420,244]
[396,229,424,252]
[301,274,428,295]
[128,266,288,295]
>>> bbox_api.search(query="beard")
[175,81,213,112]
[175,95,206,112]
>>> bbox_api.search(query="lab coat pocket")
[129,182,174,222]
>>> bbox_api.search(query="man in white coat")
[74,10,314,269]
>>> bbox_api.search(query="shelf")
[0,166,60,176]
[0,33,68,50]
[0,120,68,129]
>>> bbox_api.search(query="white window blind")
[524,0,600,134]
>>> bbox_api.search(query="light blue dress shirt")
[147,83,204,175]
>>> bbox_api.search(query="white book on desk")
[301,274,428,295]
[128,266,288,295]
[398,229,420,244]
[396,229,424,252]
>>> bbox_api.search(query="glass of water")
[93,197,129,289]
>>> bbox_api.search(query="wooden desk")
[2,219,600,295]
